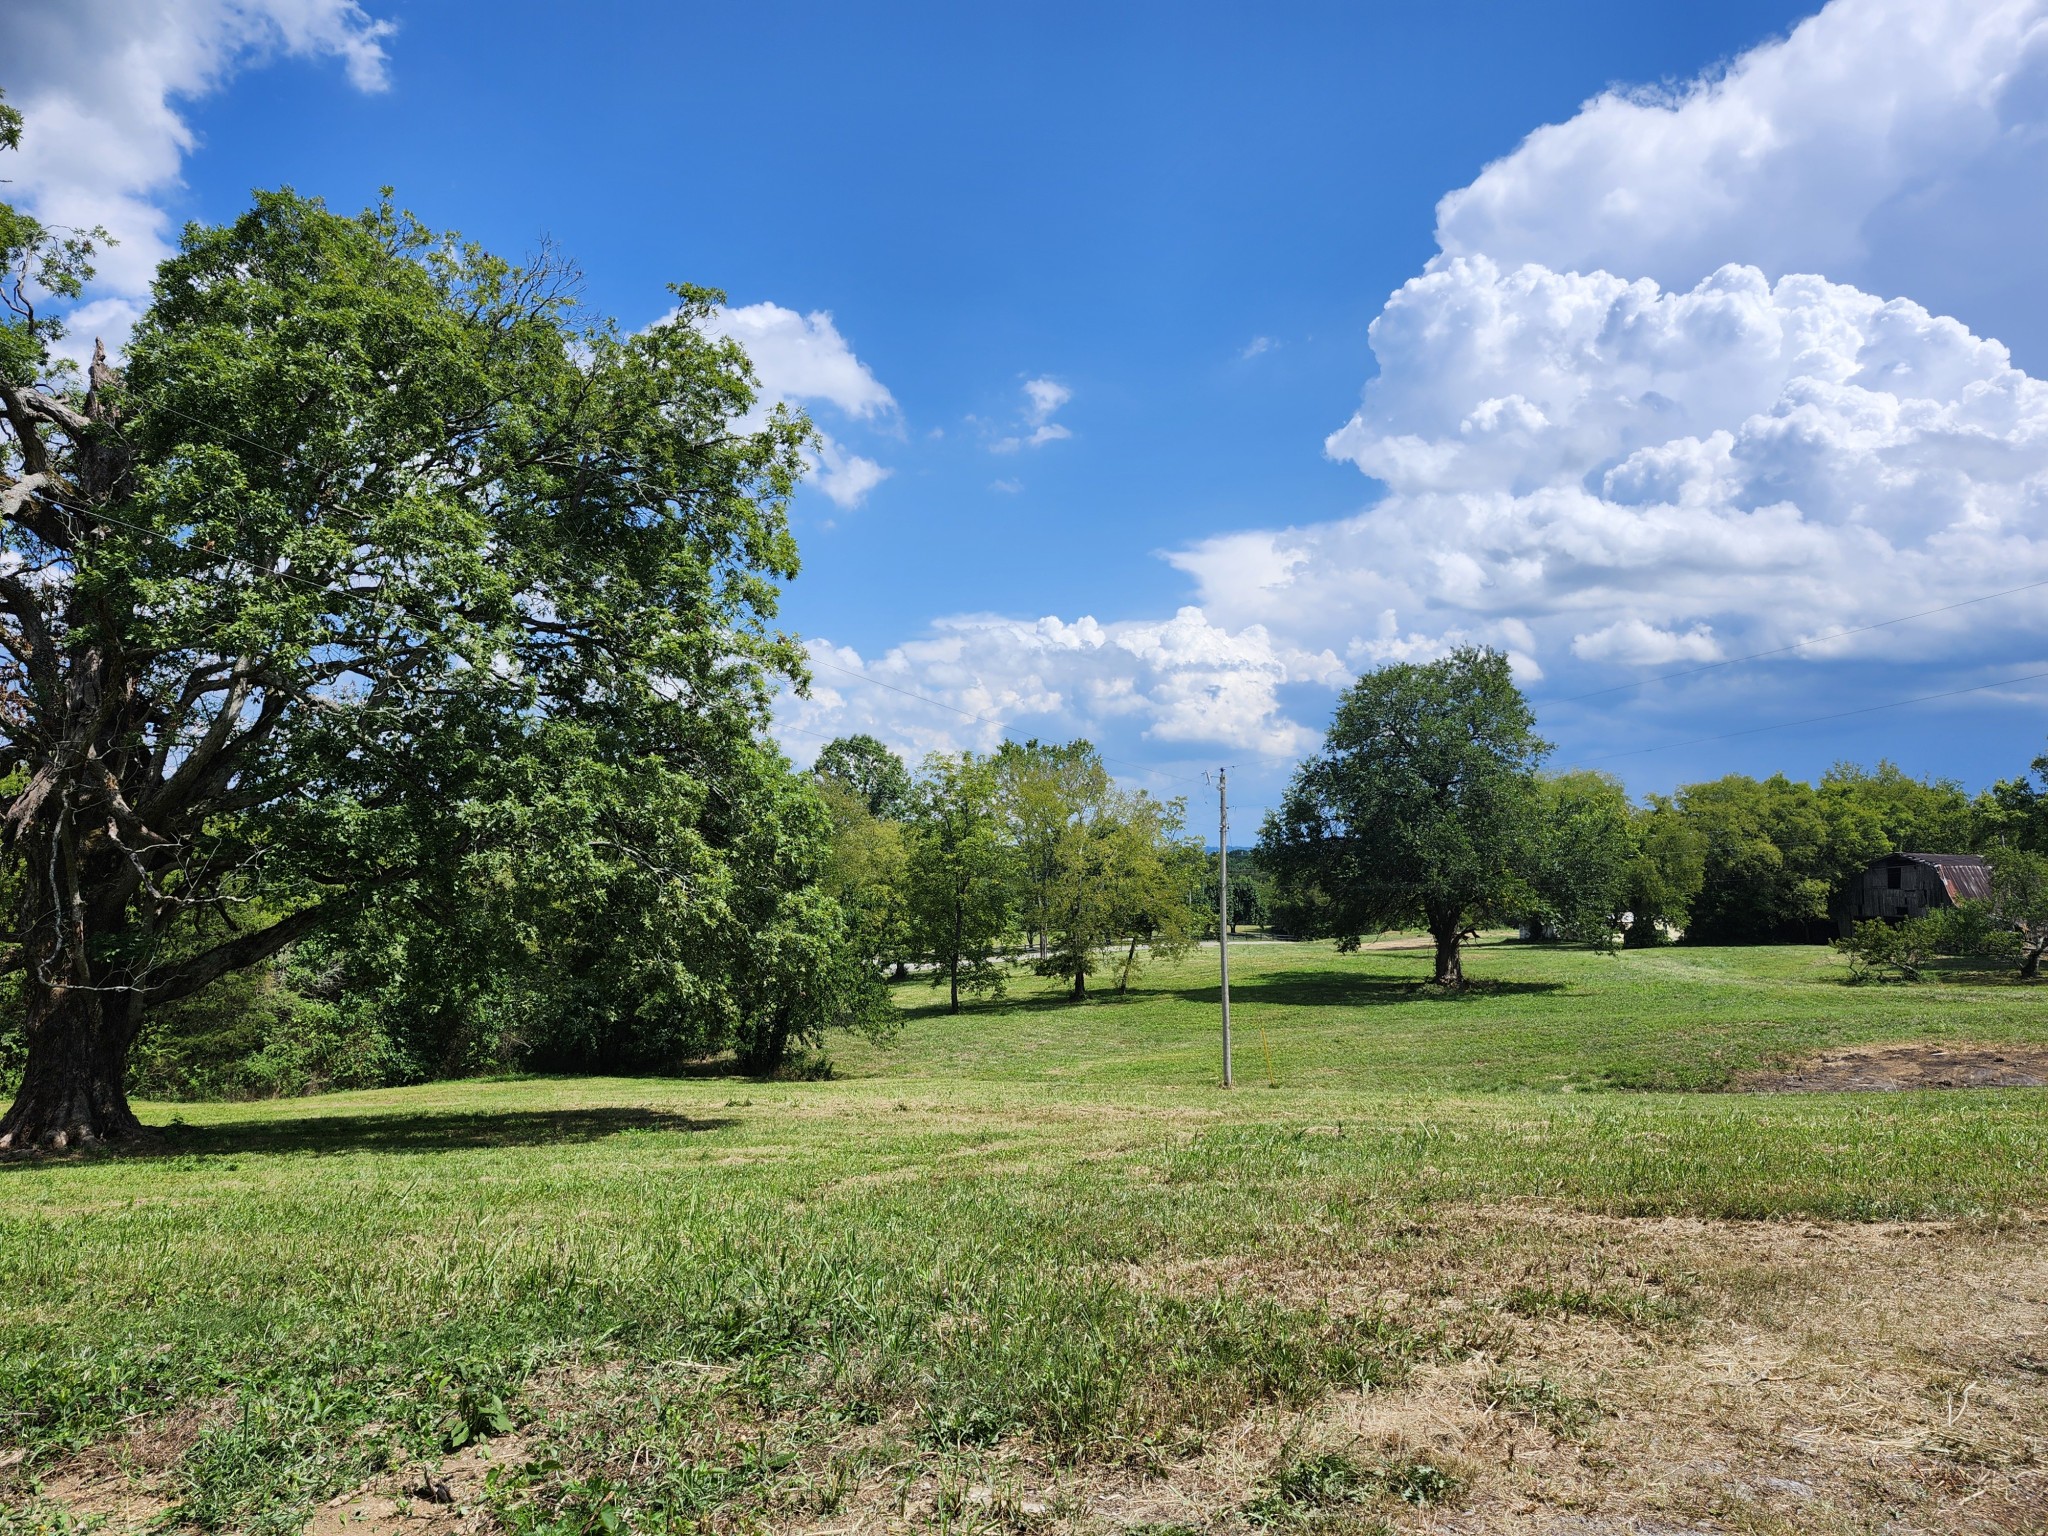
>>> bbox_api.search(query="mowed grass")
[2,939,2045,1533]
[856,934,2048,1092]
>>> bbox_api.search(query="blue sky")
[8,0,2048,827]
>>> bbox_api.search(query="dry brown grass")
[708,1208,2048,1536]
[21,1206,2048,1534]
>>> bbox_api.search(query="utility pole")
[1218,767,1232,1088]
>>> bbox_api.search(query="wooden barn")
[1835,852,1992,936]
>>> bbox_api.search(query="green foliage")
[903,752,1015,1012]
[1821,760,1977,853]
[812,733,913,821]
[1975,754,2048,852]
[2,175,885,1121]
[1528,771,1635,947]
[1209,846,1270,934]
[995,737,1107,962]
[1247,1450,1376,1522]
[994,740,1200,998]
[1483,1369,1600,1436]
[1678,773,1889,943]
[1247,1448,1463,1524]
[818,778,912,974]
[1261,647,1547,984]
[1832,909,1998,983]
[127,960,390,1100]
[1989,846,2048,979]
[1620,795,1706,945]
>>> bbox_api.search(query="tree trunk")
[949,899,963,1014]
[0,983,145,1152]
[739,1005,794,1076]
[1118,934,1139,994]
[1070,963,1087,1001]
[1431,922,1465,988]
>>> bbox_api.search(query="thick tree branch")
[0,379,51,476]
[141,657,254,822]
[15,386,92,441]
[141,899,347,1007]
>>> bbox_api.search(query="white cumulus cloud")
[780,607,1346,766]
[992,376,1073,452]
[699,302,897,509]
[784,0,2048,764]
[1161,256,2048,682]
[0,0,396,361]
[706,303,897,421]
[1436,0,2048,361]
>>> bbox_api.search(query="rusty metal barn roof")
[1896,852,1993,903]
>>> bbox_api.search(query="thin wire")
[1548,575,2048,704]
[1578,666,2048,764]
[131,391,329,468]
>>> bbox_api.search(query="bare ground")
[1731,1042,2048,1092]
[14,1210,2048,1535]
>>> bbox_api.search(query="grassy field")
[3,939,2047,1535]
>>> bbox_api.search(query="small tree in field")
[1260,647,1546,987]
[903,752,1013,1013]
[818,776,912,978]
[1990,848,2048,979]
[1098,788,1203,995]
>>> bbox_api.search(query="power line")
[1578,666,2048,764]
[1548,574,2048,704]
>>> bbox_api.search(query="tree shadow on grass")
[1166,968,1570,1008]
[888,965,1569,1021]
[10,1107,738,1165]
[891,985,1156,1022]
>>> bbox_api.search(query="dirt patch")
[304,1436,526,1536]
[1732,1041,2048,1092]
[0,1397,231,1533]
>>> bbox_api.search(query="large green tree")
[1261,647,1547,986]
[1527,770,1636,947]
[0,166,825,1146]
[1820,760,1977,854]
[1977,749,2048,853]
[817,774,912,979]
[812,732,913,821]
[1091,785,1203,997]
[1619,794,1706,947]
[995,738,1103,962]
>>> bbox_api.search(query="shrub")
[1836,915,1943,982]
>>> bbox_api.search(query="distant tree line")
[1260,647,2048,985]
